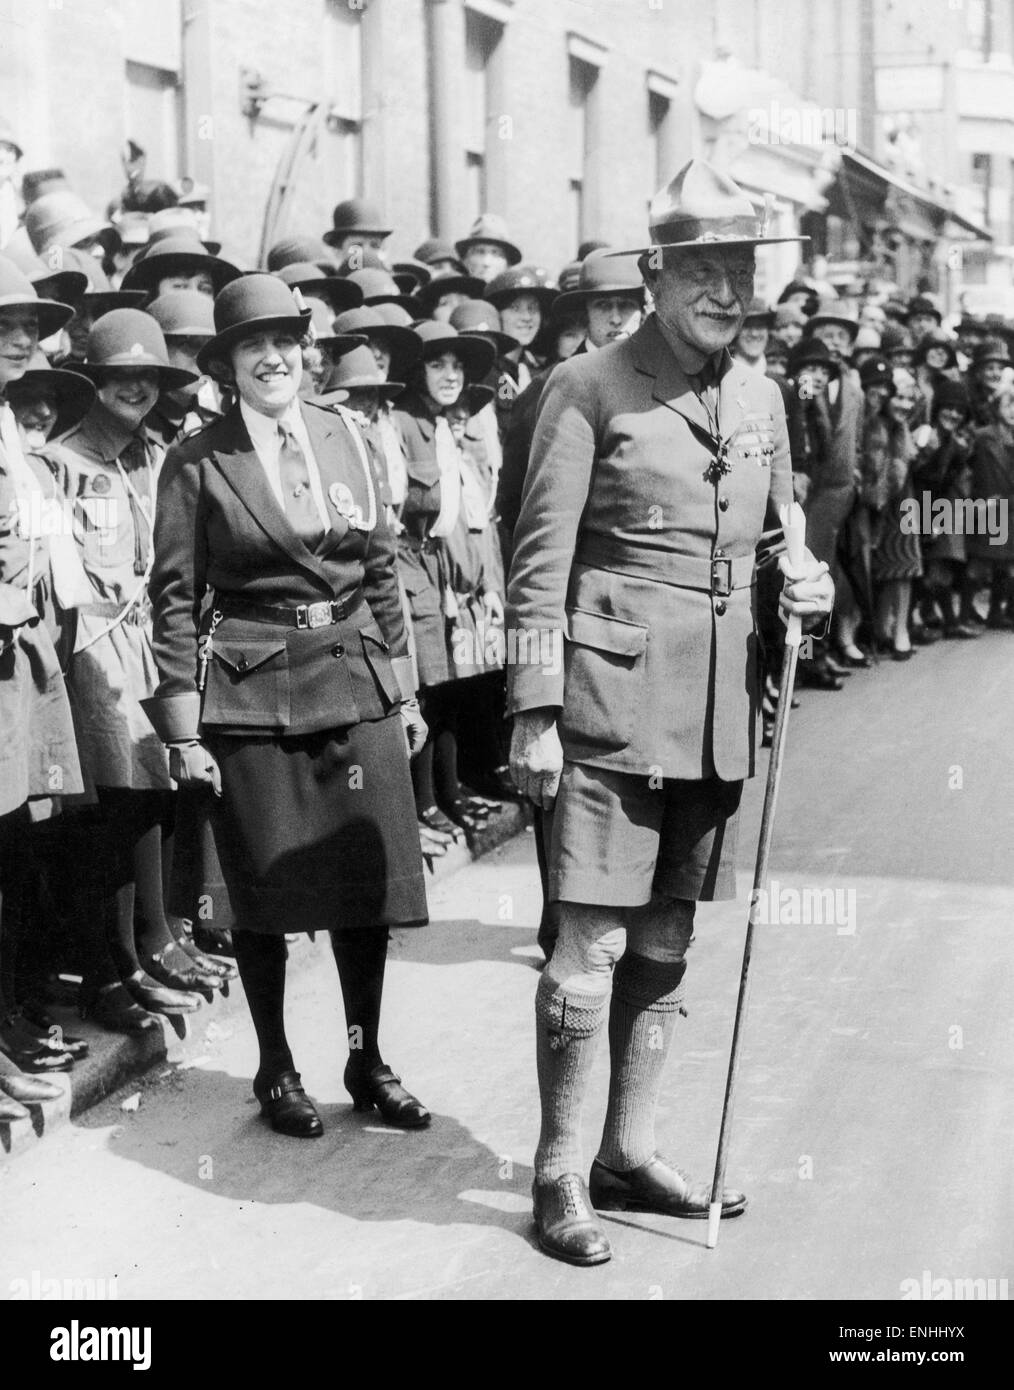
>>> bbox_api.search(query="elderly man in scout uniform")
[506,160,834,1267]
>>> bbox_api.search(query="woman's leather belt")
[215,587,365,630]
[574,536,754,597]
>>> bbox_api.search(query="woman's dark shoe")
[8,1008,89,1059]
[79,982,161,1034]
[589,1154,747,1220]
[0,1014,75,1072]
[912,626,942,645]
[418,805,465,843]
[892,647,915,662]
[344,1060,431,1128]
[838,648,873,668]
[253,1070,323,1138]
[143,941,222,1002]
[122,970,203,1016]
[0,1071,65,1104]
[193,922,235,959]
[532,1174,612,1266]
[797,664,843,691]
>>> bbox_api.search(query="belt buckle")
[297,601,335,629]
[711,557,733,597]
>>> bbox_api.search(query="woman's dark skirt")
[200,712,428,935]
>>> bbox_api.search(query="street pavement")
[1,633,1012,1301]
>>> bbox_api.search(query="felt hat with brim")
[121,235,242,296]
[75,308,198,391]
[484,265,558,313]
[275,262,363,314]
[331,305,421,371]
[880,324,914,355]
[908,294,942,324]
[971,336,1011,369]
[741,295,775,328]
[787,337,841,379]
[912,329,957,369]
[611,159,808,256]
[304,299,367,356]
[393,260,433,294]
[345,268,416,312]
[448,301,519,355]
[805,299,859,340]
[414,239,466,274]
[315,345,406,405]
[37,246,147,313]
[858,355,895,394]
[25,191,122,259]
[553,250,645,317]
[414,273,485,317]
[0,256,74,339]
[455,214,522,266]
[266,236,338,273]
[145,208,221,255]
[195,275,312,374]
[146,289,217,339]
[412,320,496,382]
[777,279,818,309]
[323,198,392,247]
[5,348,96,436]
[1,240,90,308]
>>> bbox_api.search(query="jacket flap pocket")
[212,637,287,677]
[565,608,648,658]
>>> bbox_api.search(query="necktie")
[278,423,323,545]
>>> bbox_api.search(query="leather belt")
[575,537,754,597]
[216,587,365,630]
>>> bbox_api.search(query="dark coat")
[506,313,793,783]
[968,422,1014,562]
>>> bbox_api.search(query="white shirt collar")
[239,396,304,453]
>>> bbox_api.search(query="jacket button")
[236,655,248,671]
[715,600,727,616]
[719,496,730,511]
[331,643,345,658]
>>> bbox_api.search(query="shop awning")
[838,149,991,244]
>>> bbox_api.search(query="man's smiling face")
[649,246,756,357]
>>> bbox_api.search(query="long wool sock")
[596,953,688,1172]
[232,930,294,1081]
[330,927,387,1071]
[533,972,609,1182]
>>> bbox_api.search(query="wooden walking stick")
[706,501,808,1250]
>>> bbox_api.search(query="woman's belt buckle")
[296,600,336,630]
[711,557,733,597]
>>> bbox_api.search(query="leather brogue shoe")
[532,1173,612,1266]
[253,1070,323,1138]
[589,1154,747,1220]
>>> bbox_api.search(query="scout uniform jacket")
[145,399,415,743]
[506,312,792,782]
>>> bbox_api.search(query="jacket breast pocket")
[559,607,649,753]
[359,624,402,710]
[201,637,290,729]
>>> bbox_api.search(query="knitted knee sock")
[533,972,609,1182]
[596,953,688,1171]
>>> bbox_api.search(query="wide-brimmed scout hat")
[274,261,363,315]
[907,293,943,325]
[448,300,519,355]
[483,265,558,314]
[303,299,367,356]
[145,289,217,340]
[413,239,466,275]
[455,214,522,267]
[196,275,311,375]
[323,198,392,248]
[143,206,221,255]
[75,308,198,391]
[413,272,485,318]
[1,240,90,311]
[805,299,860,341]
[345,267,416,313]
[24,190,122,260]
[5,348,96,436]
[552,250,645,318]
[35,245,147,314]
[266,235,338,273]
[120,234,242,296]
[316,344,405,406]
[412,320,496,383]
[331,305,421,376]
[392,260,433,294]
[613,159,808,256]
[0,255,75,339]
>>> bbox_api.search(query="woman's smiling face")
[230,331,302,415]
[96,368,160,429]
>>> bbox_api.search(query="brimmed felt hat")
[787,337,841,379]
[557,260,583,293]
[36,245,147,313]
[412,320,496,382]
[777,279,818,311]
[5,349,95,437]
[880,323,914,355]
[483,265,558,313]
[933,379,970,414]
[612,159,808,256]
[971,336,1011,369]
[316,344,405,404]
[552,249,645,317]
[448,301,519,355]
[25,191,121,259]
[120,235,241,296]
[741,295,775,328]
[146,289,217,339]
[144,207,221,255]
[331,305,421,368]
[323,198,392,247]
[882,297,910,325]
[1,240,90,309]
[805,299,859,340]
[414,272,485,317]
[345,267,416,312]
[392,260,433,294]
[303,299,367,356]
[196,275,311,375]
[455,214,522,266]
[912,328,957,369]
[75,308,198,391]
[0,255,75,339]
[858,355,895,393]
[908,294,943,324]
[275,261,363,314]
[266,236,338,273]
[414,239,466,274]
